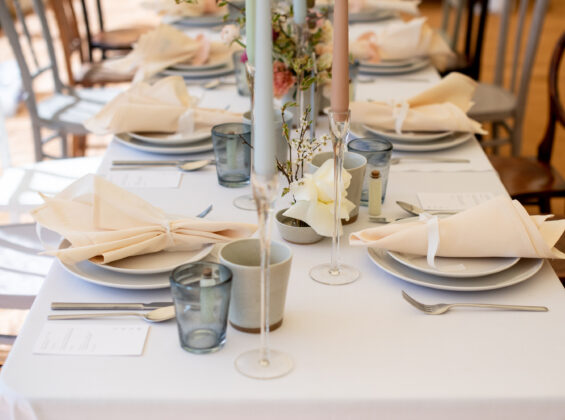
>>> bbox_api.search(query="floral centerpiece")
[276,103,354,238]
[206,0,333,99]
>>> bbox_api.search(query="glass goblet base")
[233,194,257,211]
[235,349,293,380]
[309,263,360,285]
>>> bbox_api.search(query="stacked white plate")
[368,247,543,291]
[114,132,213,155]
[159,55,235,80]
[350,124,473,152]
[358,56,431,75]
[366,217,544,291]
[58,240,214,289]
[162,13,228,28]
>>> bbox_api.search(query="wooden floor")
[0,0,564,357]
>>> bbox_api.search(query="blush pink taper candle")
[331,0,349,117]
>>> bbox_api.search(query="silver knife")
[51,302,174,310]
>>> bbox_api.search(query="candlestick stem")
[309,110,360,285]
[235,172,293,379]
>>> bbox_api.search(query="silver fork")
[401,291,548,315]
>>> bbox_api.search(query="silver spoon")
[396,200,458,216]
[47,306,176,323]
[111,159,214,172]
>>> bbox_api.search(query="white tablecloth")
[3,23,565,420]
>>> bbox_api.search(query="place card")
[107,171,181,188]
[33,324,149,356]
[417,192,496,211]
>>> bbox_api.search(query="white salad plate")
[115,133,213,155]
[358,57,430,75]
[368,248,543,291]
[387,251,521,278]
[362,125,453,142]
[127,130,211,146]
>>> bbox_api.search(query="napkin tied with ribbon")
[31,175,257,264]
[350,72,487,134]
[106,24,231,81]
[350,195,565,259]
[351,17,452,64]
[84,76,242,135]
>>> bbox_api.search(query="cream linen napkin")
[351,17,452,63]
[316,0,420,15]
[106,24,231,81]
[83,76,242,135]
[143,0,226,17]
[350,72,487,134]
[351,0,420,15]
[31,175,257,265]
[350,195,565,259]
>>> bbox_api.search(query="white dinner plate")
[114,133,213,155]
[164,14,226,28]
[360,57,422,69]
[170,55,230,72]
[362,125,453,142]
[127,130,211,146]
[350,126,473,152]
[368,248,543,291]
[387,251,521,278]
[160,59,234,80]
[58,240,214,289]
[358,57,430,75]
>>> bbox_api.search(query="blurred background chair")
[50,0,134,87]
[79,0,152,61]
[489,31,565,213]
[438,0,490,80]
[468,0,549,155]
[0,0,120,160]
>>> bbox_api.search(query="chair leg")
[71,134,87,157]
[539,197,551,214]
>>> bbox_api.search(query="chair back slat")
[537,31,565,163]
[510,0,530,93]
[12,0,40,70]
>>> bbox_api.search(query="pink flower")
[240,51,248,63]
[273,61,296,98]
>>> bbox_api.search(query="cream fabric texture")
[350,195,565,259]
[84,76,241,135]
[31,175,257,264]
[350,72,487,134]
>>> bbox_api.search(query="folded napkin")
[350,72,487,134]
[351,0,420,15]
[350,195,565,259]
[84,76,242,135]
[106,24,231,81]
[317,0,420,15]
[143,0,226,17]
[350,17,452,63]
[31,175,257,265]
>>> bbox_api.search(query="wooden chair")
[468,0,549,155]
[0,0,120,159]
[439,0,489,80]
[49,0,133,87]
[79,0,152,61]
[489,31,565,214]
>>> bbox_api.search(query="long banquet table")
[3,47,565,420]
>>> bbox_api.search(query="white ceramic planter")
[275,209,324,245]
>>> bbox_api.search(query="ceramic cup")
[219,238,292,333]
[308,151,367,224]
